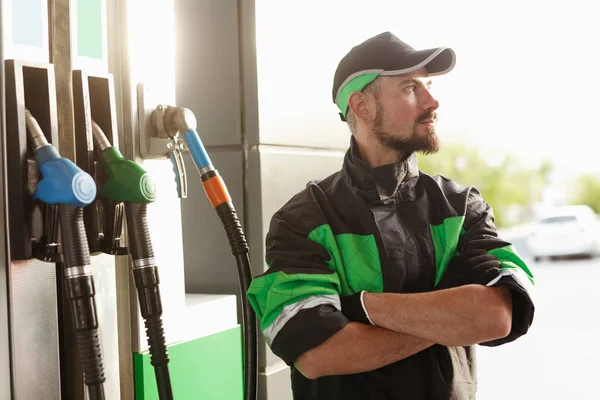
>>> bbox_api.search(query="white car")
[526,205,600,261]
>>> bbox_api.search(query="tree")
[570,174,600,213]
[418,142,552,228]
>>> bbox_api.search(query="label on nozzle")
[72,172,97,205]
[140,173,157,202]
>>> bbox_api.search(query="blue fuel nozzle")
[32,145,97,207]
[25,109,96,207]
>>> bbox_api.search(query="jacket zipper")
[396,195,427,291]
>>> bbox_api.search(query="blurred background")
[255,0,600,398]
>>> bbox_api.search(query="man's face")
[370,68,441,156]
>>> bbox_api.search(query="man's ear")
[348,92,376,123]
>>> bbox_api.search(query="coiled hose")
[59,204,106,400]
[180,120,258,400]
[125,202,173,400]
[214,199,257,400]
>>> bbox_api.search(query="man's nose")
[423,88,439,111]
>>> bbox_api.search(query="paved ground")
[476,255,600,399]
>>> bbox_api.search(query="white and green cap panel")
[335,71,382,121]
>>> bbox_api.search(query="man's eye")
[406,85,417,92]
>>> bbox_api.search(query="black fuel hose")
[215,201,257,400]
[162,109,257,399]
[59,204,106,400]
[125,202,173,400]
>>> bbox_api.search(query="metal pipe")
[24,109,49,151]
[92,121,111,152]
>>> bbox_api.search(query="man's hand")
[436,248,501,290]
[294,322,433,379]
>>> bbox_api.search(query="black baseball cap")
[333,32,456,121]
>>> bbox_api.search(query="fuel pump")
[25,110,107,400]
[91,121,174,400]
[142,104,258,400]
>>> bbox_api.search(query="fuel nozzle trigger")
[151,105,190,199]
[168,142,188,199]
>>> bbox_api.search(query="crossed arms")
[295,284,512,379]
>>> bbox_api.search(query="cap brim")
[380,47,456,77]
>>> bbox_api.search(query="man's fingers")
[460,254,500,268]
[469,263,501,283]
[439,249,503,289]
[457,248,487,259]
[470,261,501,274]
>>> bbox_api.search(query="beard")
[372,99,440,157]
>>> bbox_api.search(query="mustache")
[417,111,437,123]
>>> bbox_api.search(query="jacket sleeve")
[457,187,536,347]
[246,211,350,365]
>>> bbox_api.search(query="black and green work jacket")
[247,139,535,400]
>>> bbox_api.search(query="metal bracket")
[137,83,185,159]
[137,83,189,198]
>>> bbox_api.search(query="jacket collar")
[342,137,420,203]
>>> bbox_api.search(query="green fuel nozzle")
[92,122,156,204]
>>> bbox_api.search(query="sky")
[255,0,600,179]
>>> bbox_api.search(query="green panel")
[308,225,383,296]
[76,0,104,60]
[431,219,535,287]
[489,245,535,284]
[247,224,384,331]
[12,0,44,47]
[430,216,466,287]
[134,327,243,400]
[247,271,341,331]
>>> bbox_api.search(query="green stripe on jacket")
[247,224,384,333]
[430,216,534,287]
